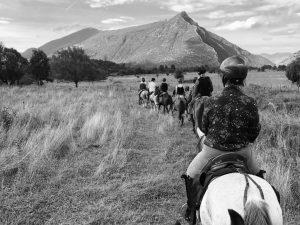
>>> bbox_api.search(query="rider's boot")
[255,170,280,203]
[181,174,201,225]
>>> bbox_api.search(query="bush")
[174,70,184,79]
[286,58,300,87]
[19,74,35,85]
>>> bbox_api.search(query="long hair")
[244,199,271,225]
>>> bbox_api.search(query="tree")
[286,58,300,89]
[0,43,5,82]
[0,46,28,85]
[278,65,287,71]
[174,69,184,79]
[29,49,50,85]
[159,64,165,73]
[170,64,176,73]
[260,64,272,72]
[50,47,103,87]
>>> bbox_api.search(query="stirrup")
[180,203,188,219]
[180,203,196,225]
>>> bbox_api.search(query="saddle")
[198,153,251,206]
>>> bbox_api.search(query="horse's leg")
[166,104,170,114]
[191,114,196,133]
[181,113,184,126]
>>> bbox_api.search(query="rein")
[242,173,265,207]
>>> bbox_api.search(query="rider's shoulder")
[240,94,258,107]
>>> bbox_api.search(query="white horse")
[149,90,159,112]
[196,173,283,225]
[139,90,149,108]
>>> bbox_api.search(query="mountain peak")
[179,11,188,17]
[171,11,198,26]
[23,12,273,68]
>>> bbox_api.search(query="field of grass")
[0,71,299,225]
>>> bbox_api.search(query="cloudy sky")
[0,0,300,54]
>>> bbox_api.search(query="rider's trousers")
[186,143,260,179]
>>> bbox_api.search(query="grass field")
[0,71,299,225]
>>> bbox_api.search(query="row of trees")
[257,64,287,72]
[1,42,299,87]
[0,43,108,87]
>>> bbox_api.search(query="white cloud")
[215,16,269,31]
[264,0,300,6]
[120,16,134,20]
[86,0,138,8]
[269,23,300,36]
[101,16,135,24]
[160,1,207,12]
[85,0,247,11]
[207,10,255,19]
[101,18,126,24]
[255,4,281,11]
[0,17,12,24]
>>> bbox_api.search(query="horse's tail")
[244,198,271,225]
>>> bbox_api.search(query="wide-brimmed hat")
[220,56,248,79]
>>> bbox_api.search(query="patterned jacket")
[199,85,261,151]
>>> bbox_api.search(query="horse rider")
[160,78,168,93]
[148,77,156,98]
[188,66,213,121]
[138,77,147,102]
[182,56,265,225]
[159,78,168,100]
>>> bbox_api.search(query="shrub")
[174,69,184,80]
[286,58,300,88]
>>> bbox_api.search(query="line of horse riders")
[141,56,283,225]
[138,66,213,127]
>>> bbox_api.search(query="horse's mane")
[244,199,271,225]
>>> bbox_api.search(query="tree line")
[0,42,299,87]
[0,43,109,87]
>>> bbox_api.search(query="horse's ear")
[228,209,244,225]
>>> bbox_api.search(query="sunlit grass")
[0,73,299,224]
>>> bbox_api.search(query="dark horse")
[156,88,173,113]
[173,97,187,126]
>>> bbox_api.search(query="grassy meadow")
[0,71,299,225]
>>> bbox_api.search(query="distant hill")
[22,12,273,68]
[260,52,293,65]
[22,28,99,59]
[279,50,300,65]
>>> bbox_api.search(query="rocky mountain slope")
[22,28,99,59]
[279,50,300,65]
[22,12,273,68]
[261,52,293,65]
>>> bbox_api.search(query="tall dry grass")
[0,83,135,185]
[0,74,299,224]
